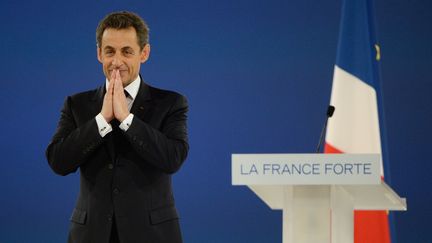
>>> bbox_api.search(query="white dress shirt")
[95,75,141,137]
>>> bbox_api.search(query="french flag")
[325,0,393,242]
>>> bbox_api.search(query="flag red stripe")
[324,143,342,154]
[354,211,390,243]
[325,142,391,243]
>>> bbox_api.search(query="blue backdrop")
[0,0,431,242]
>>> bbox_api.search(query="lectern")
[232,154,406,243]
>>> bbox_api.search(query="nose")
[111,56,122,68]
[110,51,125,69]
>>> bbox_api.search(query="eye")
[104,50,114,56]
[124,49,134,56]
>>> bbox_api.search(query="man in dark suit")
[46,11,188,243]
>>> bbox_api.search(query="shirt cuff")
[119,113,134,131]
[95,113,113,137]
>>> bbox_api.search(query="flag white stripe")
[326,65,384,176]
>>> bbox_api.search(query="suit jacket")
[46,80,188,243]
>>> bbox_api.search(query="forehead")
[101,27,139,49]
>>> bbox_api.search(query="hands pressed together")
[101,69,130,123]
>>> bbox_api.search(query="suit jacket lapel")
[91,84,117,161]
[130,78,152,121]
[91,84,105,115]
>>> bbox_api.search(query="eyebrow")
[121,47,134,52]
[103,46,134,51]
[103,46,115,51]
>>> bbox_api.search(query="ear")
[97,47,103,63]
[140,44,151,63]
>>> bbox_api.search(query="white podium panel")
[232,154,407,243]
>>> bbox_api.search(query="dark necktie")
[124,90,133,110]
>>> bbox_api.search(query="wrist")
[119,112,130,122]
[101,112,113,122]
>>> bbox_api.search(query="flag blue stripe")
[336,0,397,242]
[336,0,377,87]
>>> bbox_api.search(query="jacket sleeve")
[45,96,104,176]
[124,95,189,174]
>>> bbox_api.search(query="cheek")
[104,64,111,76]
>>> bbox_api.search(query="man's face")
[97,27,150,86]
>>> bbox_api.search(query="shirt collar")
[105,75,141,100]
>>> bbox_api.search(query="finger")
[116,69,122,87]
[108,77,114,96]
[108,69,116,90]
[114,72,124,97]
[110,68,116,82]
